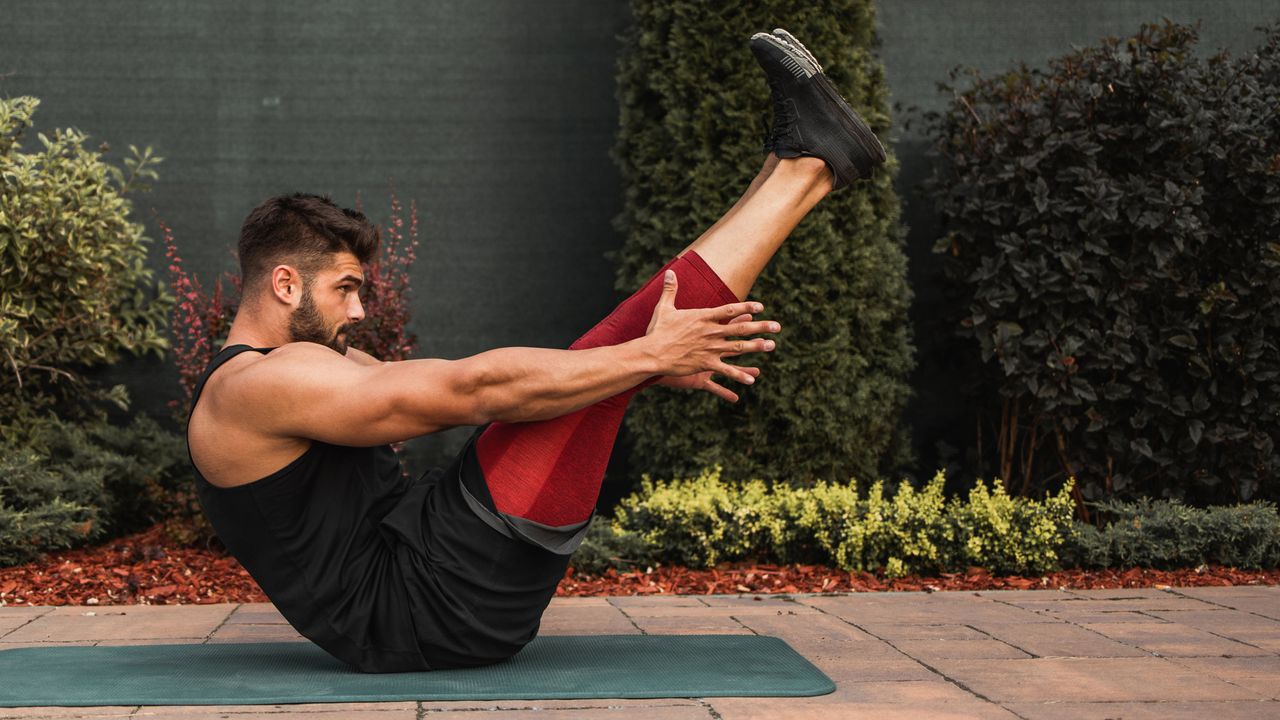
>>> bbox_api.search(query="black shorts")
[376,424,594,670]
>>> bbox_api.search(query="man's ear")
[270,265,302,305]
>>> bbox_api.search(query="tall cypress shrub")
[611,1,913,485]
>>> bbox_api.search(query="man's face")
[286,252,366,354]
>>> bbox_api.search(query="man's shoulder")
[210,342,352,397]
[343,346,383,366]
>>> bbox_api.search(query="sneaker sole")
[770,28,824,74]
[749,32,818,80]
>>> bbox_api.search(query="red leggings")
[475,249,740,527]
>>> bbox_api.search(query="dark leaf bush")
[924,21,1280,506]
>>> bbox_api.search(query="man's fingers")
[713,301,764,320]
[661,269,678,303]
[722,319,782,337]
[721,338,776,356]
[718,362,759,384]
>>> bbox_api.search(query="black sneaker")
[749,30,887,190]
[756,32,821,157]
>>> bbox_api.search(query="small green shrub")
[569,521,650,576]
[611,468,1077,577]
[1063,497,1280,569]
[0,441,107,568]
[613,468,786,568]
[0,95,170,422]
[0,414,190,567]
[948,476,1080,575]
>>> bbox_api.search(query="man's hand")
[654,312,762,402]
[643,268,779,385]
[655,365,762,402]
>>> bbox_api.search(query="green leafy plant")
[0,95,170,423]
[1063,496,1280,569]
[0,414,190,567]
[608,467,1078,577]
[611,1,914,487]
[924,21,1280,506]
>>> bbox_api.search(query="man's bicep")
[235,348,481,446]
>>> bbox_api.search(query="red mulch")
[1,522,1276,607]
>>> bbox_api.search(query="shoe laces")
[768,78,799,147]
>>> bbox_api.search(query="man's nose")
[350,296,365,322]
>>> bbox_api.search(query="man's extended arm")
[227,278,778,446]
[447,339,664,424]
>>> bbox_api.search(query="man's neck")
[223,306,290,350]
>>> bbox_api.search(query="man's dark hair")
[238,192,379,298]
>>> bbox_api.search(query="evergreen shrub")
[1063,496,1280,569]
[569,521,652,575]
[923,22,1280,505]
[609,468,1078,576]
[0,96,170,422]
[0,415,189,567]
[612,1,914,485]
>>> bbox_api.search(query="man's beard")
[287,285,350,353]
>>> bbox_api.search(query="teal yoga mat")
[0,634,834,707]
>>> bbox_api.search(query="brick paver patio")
[1,586,1277,719]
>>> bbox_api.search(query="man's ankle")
[776,155,829,178]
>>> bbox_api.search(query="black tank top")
[186,344,430,671]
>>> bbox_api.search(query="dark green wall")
[3,1,1274,484]
[1,0,633,469]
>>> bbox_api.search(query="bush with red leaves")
[164,186,421,424]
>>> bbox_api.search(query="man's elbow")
[463,360,506,425]
[383,359,490,431]
[460,355,530,425]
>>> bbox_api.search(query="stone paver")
[0,706,138,718]
[221,606,288,625]
[1173,585,1280,620]
[0,587,1276,718]
[2,605,232,643]
[1164,655,1280,700]
[969,619,1150,657]
[1002,700,1280,719]
[924,656,1267,702]
[1082,620,1273,656]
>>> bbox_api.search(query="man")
[186,29,885,673]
